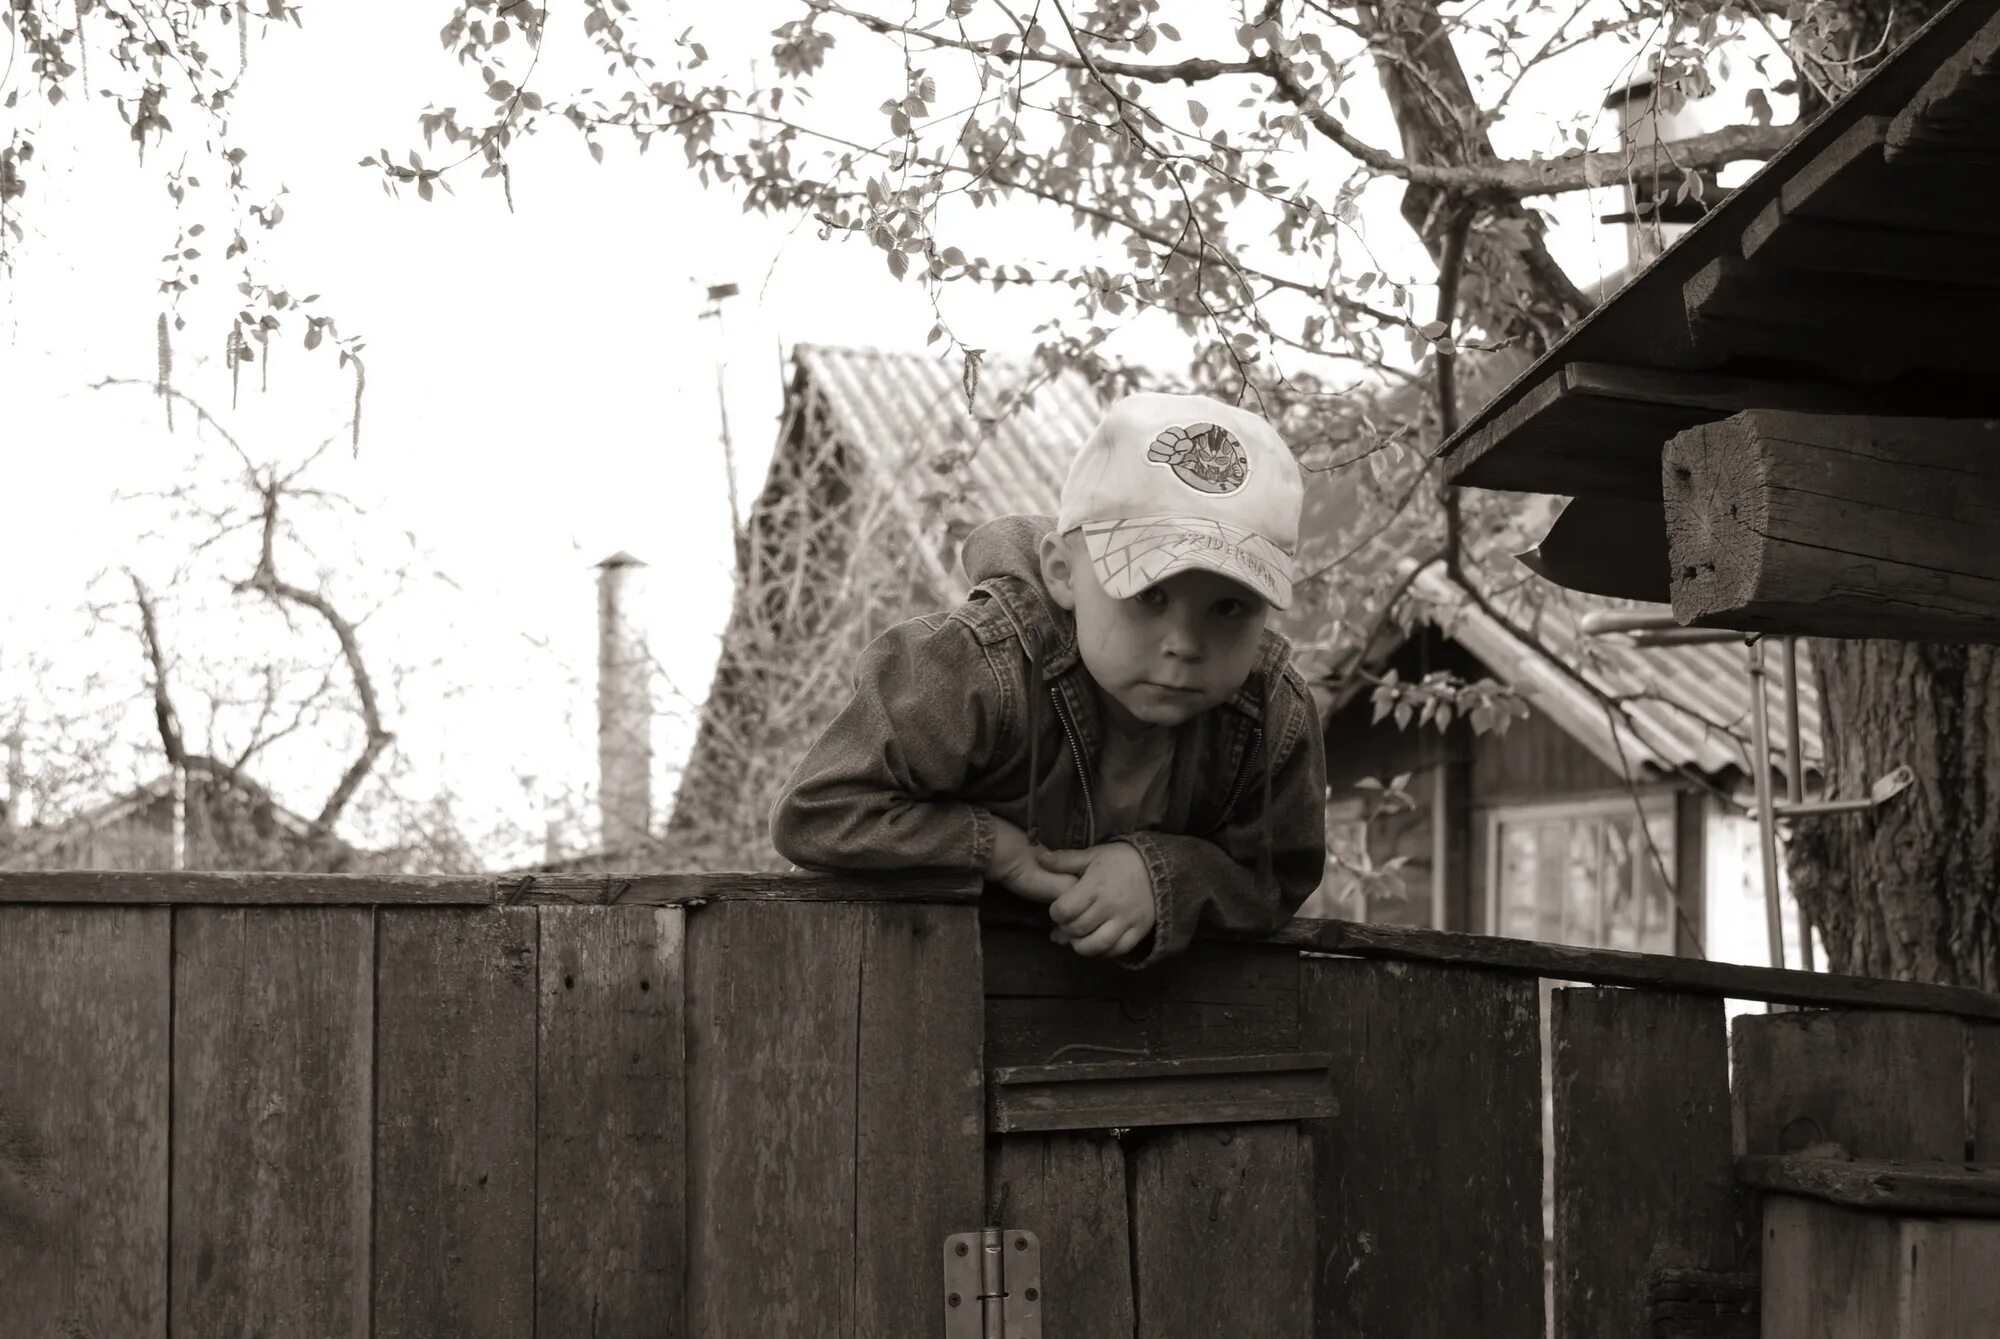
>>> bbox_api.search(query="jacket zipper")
[1220,727,1264,824]
[1052,688,1097,846]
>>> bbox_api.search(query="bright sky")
[0,1,1788,865]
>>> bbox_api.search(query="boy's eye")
[1215,598,1254,619]
[1135,587,1170,608]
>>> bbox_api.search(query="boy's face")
[1041,531,1270,731]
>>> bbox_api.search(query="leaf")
[1418,319,1448,340]
[1158,21,1180,39]
[947,0,977,15]
[1188,99,1208,128]
[589,139,604,164]
[886,247,909,279]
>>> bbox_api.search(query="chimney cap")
[596,551,648,570]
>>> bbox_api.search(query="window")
[1487,793,1677,953]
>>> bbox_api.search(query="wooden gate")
[5,870,1999,1337]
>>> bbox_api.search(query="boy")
[770,391,1327,966]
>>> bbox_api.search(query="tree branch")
[233,479,393,835]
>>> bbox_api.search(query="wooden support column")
[1663,410,2000,641]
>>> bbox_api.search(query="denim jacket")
[770,515,1328,966]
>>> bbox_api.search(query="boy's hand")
[985,815,1080,905]
[1036,843,1156,959]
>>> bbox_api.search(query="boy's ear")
[1039,532,1079,611]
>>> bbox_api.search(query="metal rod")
[1775,798,1877,818]
[1578,608,1685,635]
[1747,641,1787,972]
[1781,637,1815,972]
[1622,628,1747,647]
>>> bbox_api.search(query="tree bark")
[1788,642,2000,990]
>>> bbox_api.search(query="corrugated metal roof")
[795,344,1099,522]
[786,344,1818,781]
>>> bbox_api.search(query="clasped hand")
[986,816,1155,959]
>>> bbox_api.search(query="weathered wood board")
[689,899,983,1337]
[171,907,373,1338]
[0,906,170,1338]
[1551,987,1739,1339]
[854,903,985,1336]
[537,905,688,1338]
[1762,1196,2000,1338]
[1306,958,1544,1338]
[1130,1123,1314,1337]
[1732,1009,1968,1158]
[983,923,1302,1066]
[373,907,539,1339]
[988,1132,1137,1337]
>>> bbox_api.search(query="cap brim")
[1079,516,1294,610]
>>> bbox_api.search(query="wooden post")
[1663,411,2000,641]
[1735,1010,1989,1339]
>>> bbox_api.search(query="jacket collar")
[982,572,1291,724]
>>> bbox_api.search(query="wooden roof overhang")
[1437,0,2000,642]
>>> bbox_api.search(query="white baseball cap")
[1056,392,1304,610]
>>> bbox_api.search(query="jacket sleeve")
[769,613,1004,874]
[1116,674,1327,966]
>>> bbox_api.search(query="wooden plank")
[0,868,982,906]
[0,907,169,1337]
[1886,4,2000,169]
[1732,1009,1968,1159]
[988,1134,1136,1337]
[1647,1269,1759,1339]
[1741,197,2000,287]
[1130,1123,1314,1338]
[1782,115,2000,236]
[1740,1155,2000,1216]
[1551,988,1740,1339]
[1664,410,2000,641]
[991,1052,1335,1133]
[374,908,538,1339]
[854,903,986,1338]
[686,900,866,1337]
[1267,916,2000,1020]
[536,906,687,1339]
[1306,959,1544,1338]
[1684,255,2000,375]
[1761,1196,2000,1339]
[982,919,1302,1066]
[171,908,372,1338]
[1970,1022,2000,1158]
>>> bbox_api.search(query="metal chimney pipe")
[596,553,654,857]
[3,728,24,832]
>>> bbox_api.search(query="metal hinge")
[942,1227,1042,1339]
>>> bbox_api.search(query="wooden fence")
[4,869,1999,1337]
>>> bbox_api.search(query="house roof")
[1438,0,2000,499]
[796,343,1102,520]
[776,345,1820,782]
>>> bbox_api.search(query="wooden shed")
[1438,0,2000,642]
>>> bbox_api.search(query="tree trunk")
[1355,0,1593,355]
[1787,642,2000,990]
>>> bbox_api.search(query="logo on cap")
[1146,422,1248,496]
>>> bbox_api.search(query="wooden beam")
[1739,1155,2000,1218]
[987,1052,1335,1133]
[1663,410,2000,641]
[1741,198,2000,288]
[1684,256,2000,377]
[1264,915,2000,1019]
[1445,361,1880,495]
[1516,492,1671,602]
